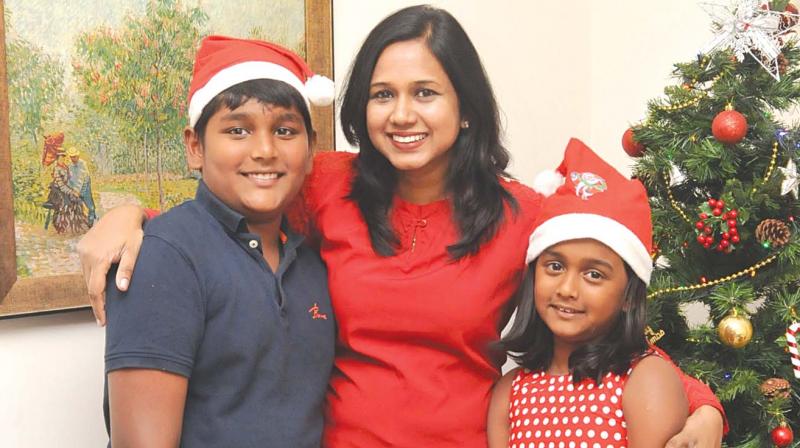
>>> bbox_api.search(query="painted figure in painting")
[41,132,89,234]
[66,147,96,226]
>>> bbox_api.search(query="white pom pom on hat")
[187,35,334,127]
[305,74,335,107]
[531,169,565,197]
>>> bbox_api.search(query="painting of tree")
[0,0,333,315]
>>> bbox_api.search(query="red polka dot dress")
[507,368,631,448]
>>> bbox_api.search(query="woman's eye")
[416,88,438,98]
[370,90,393,100]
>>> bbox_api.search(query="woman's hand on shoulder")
[665,405,723,448]
[487,367,519,448]
[77,204,146,326]
[623,355,689,448]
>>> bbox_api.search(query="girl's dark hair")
[502,261,649,384]
[339,5,516,258]
[194,78,313,143]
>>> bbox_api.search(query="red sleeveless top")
[508,368,633,448]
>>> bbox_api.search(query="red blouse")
[289,151,725,447]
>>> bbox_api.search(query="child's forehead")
[215,99,303,119]
[542,239,622,261]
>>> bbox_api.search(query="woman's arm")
[108,368,188,448]
[623,356,689,448]
[487,368,517,448]
[77,204,148,325]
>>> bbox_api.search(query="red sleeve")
[144,208,161,220]
[285,150,356,246]
[649,346,729,434]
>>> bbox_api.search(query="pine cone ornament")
[760,377,791,399]
[756,219,792,248]
[778,54,789,76]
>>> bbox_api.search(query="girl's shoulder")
[304,151,357,207]
[499,176,543,206]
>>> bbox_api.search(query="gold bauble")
[717,313,753,349]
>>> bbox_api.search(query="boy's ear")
[184,127,204,171]
[305,130,317,175]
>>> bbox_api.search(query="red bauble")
[771,423,794,447]
[622,128,645,157]
[712,110,748,144]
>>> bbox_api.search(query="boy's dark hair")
[194,78,313,143]
[339,5,517,259]
[502,260,649,384]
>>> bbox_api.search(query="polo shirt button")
[249,240,258,249]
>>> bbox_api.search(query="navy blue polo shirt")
[104,180,335,447]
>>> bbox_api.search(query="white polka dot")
[595,416,603,425]
[524,418,530,425]
[609,418,616,427]
[583,416,591,424]
[522,408,529,415]
[569,443,576,448]
[545,430,551,437]
[555,429,561,437]
[548,385,555,392]
[610,396,619,404]
[579,405,586,412]
[622,421,627,429]
[572,416,579,424]
[543,417,549,425]
[587,429,596,438]
[615,409,623,418]
[567,384,575,391]
[516,431,522,439]
[558,385,564,392]
[593,444,601,448]
[540,407,547,414]
[580,442,588,448]
[569,396,576,403]
[590,405,598,413]
[588,394,595,401]
[549,443,555,448]
[525,430,532,438]
[559,406,566,413]
[514,409,520,416]
[549,396,556,403]
[599,393,606,401]
[559,396,565,403]
[539,397,546,404]
[578,384,585,391]
[522,388,528,394]
[579,395,585,402]
[536,443,543,448]
[615,387,623,396]
[602,406,611,414]
[600,431,609,440]
[614,432,622,441]
[514,399,519,406]
[587,383,595,390]
[515,420,521,428]
[531,407,538,415]
[550,407,557,414]
[533,418,540,425]
[535,430,542,438]
[565,429,572,437]
[606,381,613,388]
[550,377,556,384]
[521,397,527,405]
[570,406,576,412]
[559,443,565,448]
[576,429,583,437]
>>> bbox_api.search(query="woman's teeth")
[392,134,426,143]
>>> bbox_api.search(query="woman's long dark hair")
[502,261,649,384]
[339,5,516,258]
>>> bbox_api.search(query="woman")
[79,5,724,447]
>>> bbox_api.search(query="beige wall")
[0,1,713,445]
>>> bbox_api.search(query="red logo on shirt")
[308,303,328,320]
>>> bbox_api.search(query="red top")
[509,369,632,448]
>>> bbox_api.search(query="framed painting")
[0,0,333,317]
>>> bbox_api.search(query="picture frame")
[0,0,333,317]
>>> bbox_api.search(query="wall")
[0,1,715,445]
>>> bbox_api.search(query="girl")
[78,5,723,447]
[488,139,689,447]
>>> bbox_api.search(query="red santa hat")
[187,35,334,127]
[526,138,654,284]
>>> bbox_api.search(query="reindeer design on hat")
[570,171,607,200]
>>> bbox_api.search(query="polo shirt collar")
[194,180,305,251]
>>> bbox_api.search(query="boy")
[103,36,335,447]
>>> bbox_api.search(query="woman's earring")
[460,120,470,129]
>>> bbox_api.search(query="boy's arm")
[108,369,188,448]
[623,356,689,448]
[105,234,204,446]
[486,368,517,448]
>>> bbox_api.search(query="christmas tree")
[627,1,800,446]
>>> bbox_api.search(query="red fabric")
[508,369,632,447]
[188,35,312,102]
